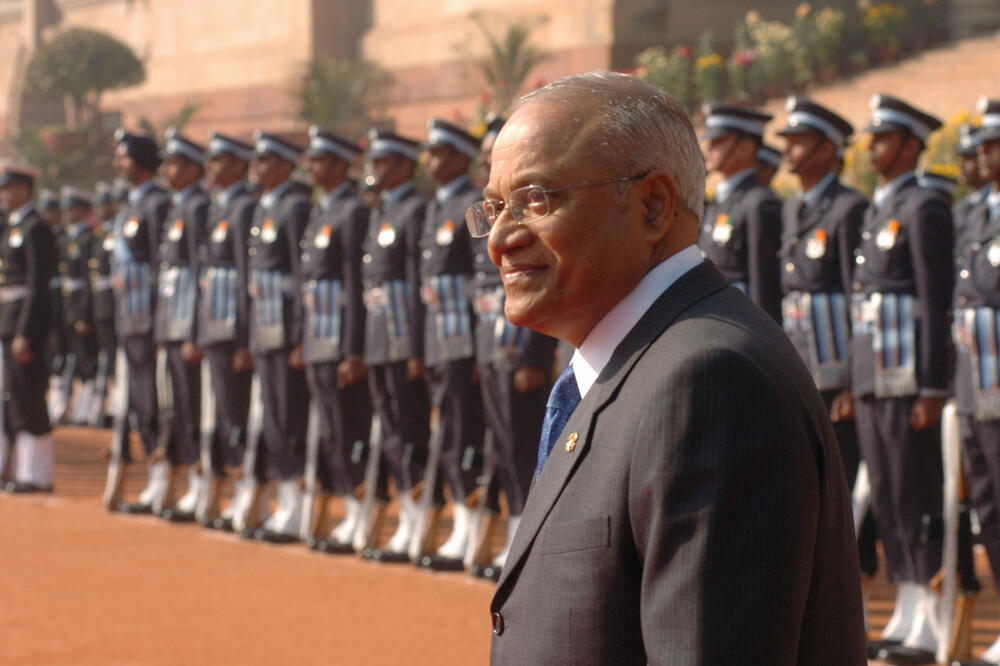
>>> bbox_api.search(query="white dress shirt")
[572,245,703,398]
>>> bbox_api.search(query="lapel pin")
[565,432,579,453]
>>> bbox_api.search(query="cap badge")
[712,213,733,245]
[876,219,900,251]
[377,222,397,248]
[805,229,827,260]
[315,224,332,249]
[436,220,456,246]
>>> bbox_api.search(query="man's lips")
[501,263,547,283]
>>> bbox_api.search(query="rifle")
[465,428,500,571]
[52,352,77,424]
[408,413,447,566]
[352,414,385,553]
[101,347,130,510]
[88,349,111,427]
[231,372,266,535]
[299,399,328,545]
[195,362,220,525]
[151,347,179,516]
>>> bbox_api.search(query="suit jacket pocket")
[541,515,611,555]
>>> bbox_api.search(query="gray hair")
[517,71,705,219]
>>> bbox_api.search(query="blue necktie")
[535,364,582,479]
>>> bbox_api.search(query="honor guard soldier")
[466,117,556,578]
[88,183,117,427]
[198,131,257,529]
[850,94,953,664]
[954,123,989,249]
[754,143,782,187]
[39,187,66,408]
[951,100,1000,666]
[110,129,171,513]
[58,186,99,425]
[246,131,312,542]
[154,129,211,522]
[416,118,487,569]
[698,103,783,321]
[359,129,431,562]
[776,97,877,573]
[299,127,372,551]
[0,164,57,493]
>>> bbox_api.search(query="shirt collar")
[8,202,35,226]
[260,180,293,210]
[321,181,352,211]
[436,175,469,204]
[381,181,414,207]
[715,168,755,204]
[128,179,157,205]
[572,245,703,398]
[216,180,245,207]
[873,170,915,210]
[801,171,837,209]
[172,183,198,206]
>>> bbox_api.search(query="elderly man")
[474,72,865,665]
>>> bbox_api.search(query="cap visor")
[776,126,815,137]
[700,126,733,141]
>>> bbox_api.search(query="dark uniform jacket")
[113,180,170,337]
[246,180,311,353]
[419,177,479,366]
[698,170,783,321]
[0,204,55,342]
[850,173,954,398]
[953,185,990,258]
[490,261,866,666]
[155,185,209,344]
[361,182,427,366]
[953,197,1000,417]
[89,221,116,326]
[780,175,867,391]
[197,181,256,349]
[299,182,368,365]
[59,222,98,330]
[470,236,556,372]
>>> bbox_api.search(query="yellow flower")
[696,53,724,70]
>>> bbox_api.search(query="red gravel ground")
[3,426,1000,665]
[0,427,494,666]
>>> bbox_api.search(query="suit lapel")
[493,261,731,600]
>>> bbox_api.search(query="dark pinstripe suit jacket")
[489,260,866,665]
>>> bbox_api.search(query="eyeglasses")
[464,173,649,238]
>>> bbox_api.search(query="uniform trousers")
[2,339,51,436]
[855,395,943,583]
[426,358,484,503]
[123,334,158,455]
[368,361,429,496]
[305,361,372,495]
[255,348,308,481]
[479,363,548,516]
[820,389,877,575]
[164,342,200,467]
[960,415,1000,593]
[64,324,98,380]
[204,343,251,473]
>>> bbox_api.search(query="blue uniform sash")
[782,291,849,391]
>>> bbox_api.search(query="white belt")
[0,285,29,303]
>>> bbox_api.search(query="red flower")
[676,45,693,58]
[733,49,757,67]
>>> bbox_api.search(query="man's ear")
[641,171,678,241]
